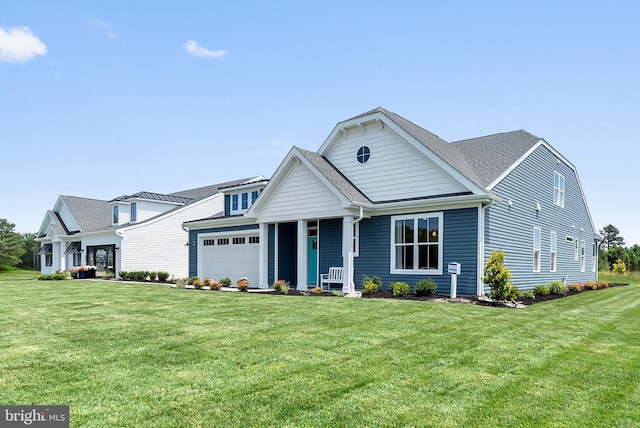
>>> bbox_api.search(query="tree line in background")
[0,219,39,271]
[1,218,638,273]
[598,224,639,272]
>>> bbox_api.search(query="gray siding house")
[184,108,597,294]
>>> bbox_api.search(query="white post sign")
[448,262,461,298]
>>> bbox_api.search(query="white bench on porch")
[320,267,343,291]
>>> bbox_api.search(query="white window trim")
[112,206,119,225]
[390,212,443,275]
[581,240,586,272]
[533,227,541,273]
[592,243,597,273]
[574,239,579,261]
[554,171,565,208]
[550,231,557,273]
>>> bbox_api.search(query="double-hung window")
[554,171,565,207]
[592,243,597,272]
[130,202,137,222]
[391,212,442,274]
[251,190,259,204]
[241,192,248,210]
[550,231,557,272]
[231,194,239,211]
[113,206,119,225]
[533,227,541,272]
[581,240,586,272]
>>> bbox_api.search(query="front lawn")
[1,271,639,427]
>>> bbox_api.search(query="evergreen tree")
[0,219,26,269]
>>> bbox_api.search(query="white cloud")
[91,19,117,39]
[0,27,47,63]
[183,40,226,59]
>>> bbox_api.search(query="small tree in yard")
[483,250,514,301]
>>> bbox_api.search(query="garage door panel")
[201,234,259,286]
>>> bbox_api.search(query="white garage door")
[200,234,260,286]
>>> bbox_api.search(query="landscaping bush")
[202,277,211,287]
[612,258,627,274]
[279,283,290,294]
[363,276,381,295]
[187,276,199,285]
[569,283,584,292]
[505,284,522,300]
[128,271,147,281]
[482,250,514,301]
[522,290,535,299]
[103,271,115,280]
[148,271,158,282]
[38,272,69,281]
[236,277,249,291]
[220,277,232,287]
[157,271,170,282]
[273,280,288,292]
[584,281,598,290]
[548,281,568,295]
[596,281,610,289]
[119,271,129,279]
[311,286,323,295]
[193,278,203,289]
[534,285,550,296]
[390,281,410,297]
[209,280,221,290]
[414,279,437,296]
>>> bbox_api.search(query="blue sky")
[2,1,639,246]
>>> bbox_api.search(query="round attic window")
[356,146,371,164]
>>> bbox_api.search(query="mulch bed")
[261,283,630,307]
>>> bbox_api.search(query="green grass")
[1,270,640,427]
[599,270,640,285]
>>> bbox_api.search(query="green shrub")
[363,276,381,295]
[279,283,290,294]
[157,271,170,282]
[483,250,514,301]
[613,258,627,274]
[273,280,288,292]
[193,278,203,289]
[390,281,410,297]
[311,286,323,295]
[119,271,128,280]
[148,271,158,281]
[414,279,437,296]
[522,290,535,299]
[187,276,199,285]
[548,281,568,295]
[220,277,232,287]
[505,284,522,300]
[38,272,69,281]
[534,285,550,296]
[103,271,115,280]
[202,277,211,287]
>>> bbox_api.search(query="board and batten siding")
[258,162,349,222]
[119,194,223,279]
[325,122,468,202]
[188,224,259,278]
[484,144,597,290]
[354,208,478,295]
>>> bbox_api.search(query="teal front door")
[308,237,318,285]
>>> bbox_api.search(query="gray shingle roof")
[296,147,372,205]
[60,196,112,233]
[452,130,541,188]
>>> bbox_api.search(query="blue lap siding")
[277,222,297,285]
[353,207,479,295]
[319,218,343,276]
[484,144,597,290]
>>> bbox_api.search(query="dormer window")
[113,206,119,224]
[232,194,239,211]
[241,192,248,210]
[252,190,259,203]
[130,203,137,222]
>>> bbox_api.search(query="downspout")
[115,229,125,278]
[349,205,365,293]
[478,198,498,295]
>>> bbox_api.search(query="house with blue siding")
[183,107,597,294]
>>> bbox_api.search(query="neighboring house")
[36,177,265,279]
[184,107,597,294]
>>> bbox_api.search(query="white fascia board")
[183,216,257,231]
[364,194,498,217]
[220,177,269,192]
[318,111,387,156]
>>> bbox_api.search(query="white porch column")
[296,220,308,290]
[55,241,65,272]
[342,216,354,293]
[258,223,268,288]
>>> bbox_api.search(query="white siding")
[135,200,180,223]
[120,194,224,279]
[58,204,80,232]
[326,124,467,201]
[258,163,348,223]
